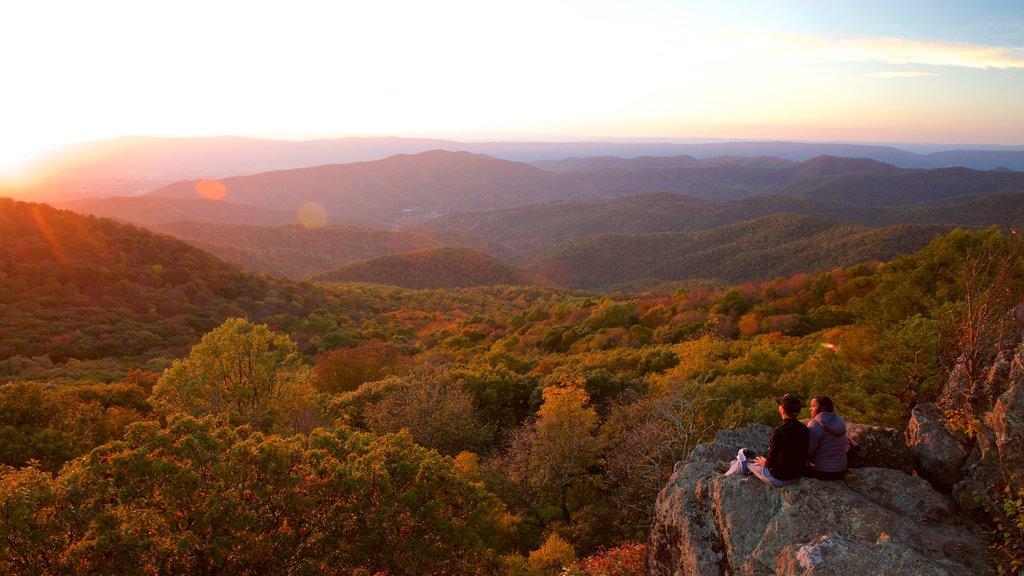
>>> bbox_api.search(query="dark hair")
[812,396,834,412]
[776,393,802,416]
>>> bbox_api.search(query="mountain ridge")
[9,136,1024,203]
[311,246,548,289]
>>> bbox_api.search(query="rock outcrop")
[648,323,1024,575]
[647,424,993,576]
[920,334,1024,516]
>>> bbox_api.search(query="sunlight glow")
[31,205,68,264]
[0,0,1021,172]
[297,202,327,229]
[195,179,228,201]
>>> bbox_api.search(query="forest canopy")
[2,197,1023,574]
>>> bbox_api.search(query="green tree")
[151,318,319,432]
[363,367,494,456]
[0,416,512,575]
[602,375,734,535]
[490,379,604,528]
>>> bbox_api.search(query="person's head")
[810,396,834,417]
[775,393,802,418]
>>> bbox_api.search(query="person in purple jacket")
[805,395,848,480]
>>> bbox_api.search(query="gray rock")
[905,403,968,491]
[843,467,954,522]
[846,423,916,473]
[776,534,971,576]
[648,424,993,576]
[990,347,1024,490]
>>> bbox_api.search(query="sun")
[0,142,64,187]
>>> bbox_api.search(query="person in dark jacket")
[725,393,809,487]
[805,395,848,480]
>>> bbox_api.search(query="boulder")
[989,345,1024,490]
[776,533,967,576]
[905,403,968,491]
[845,423,915,473]
[842,468,954,523]
[648,425,993,576]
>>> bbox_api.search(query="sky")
[1,0,1023,175]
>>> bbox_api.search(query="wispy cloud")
[864,70,940,79]
[708,29,1024,71]
[832,37,1024,70]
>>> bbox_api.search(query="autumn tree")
[151,318,322,432]
[937,228,1024,414]
[0,378,153,473]
[0,416,512,575]
[363,366,493,456]
[313,339,412,394]
[602,375,734,534]
[489,379,604,529]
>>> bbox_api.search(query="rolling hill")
[311,247,548,289]
[44,150,1024,232]
[416,192,885,256]
[526,155,902,201]
[57,196,297,226]
[418,185,1024,259]
[145,150,597,227]
[151,222,444,279]
[0,198,329,362]
[780,167,1024,205]
[520,214,954,289]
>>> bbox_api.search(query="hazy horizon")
[3,1,1022,175]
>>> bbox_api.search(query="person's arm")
[807,423,822,459]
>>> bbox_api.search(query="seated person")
[805,395,848,480]
[725,394,809,487]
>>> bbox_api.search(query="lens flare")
[820,342,838,350]
[195,178,228,201]
[297,201,327,229]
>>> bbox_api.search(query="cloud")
[864,70,940,79]
[829,37,1024,70]
[710,29,1024,71]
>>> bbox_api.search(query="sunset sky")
[2,0,1022,174]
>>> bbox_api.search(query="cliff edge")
[648,330,1024,575]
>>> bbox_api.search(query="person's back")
[768,415,810,481]
[806,396,847,480]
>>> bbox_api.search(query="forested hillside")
[312,246,548,288]
[0,199,329,369]
[151,222,444,278]
[60,195,297,226]
[419,189,1024,257]
[521,214,952,289]
[781,166,1024,205]
[2,198,1023,573]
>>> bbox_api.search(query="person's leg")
[747,462,793,487]
[724,458,747,476]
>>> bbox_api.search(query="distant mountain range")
[8,135,1024,203]
[56,151,1024,230]
[18,144,1024,290]
[140,150,596,227]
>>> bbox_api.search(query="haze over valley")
[13,138,1016,291]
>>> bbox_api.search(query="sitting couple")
[724,393,848,486]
